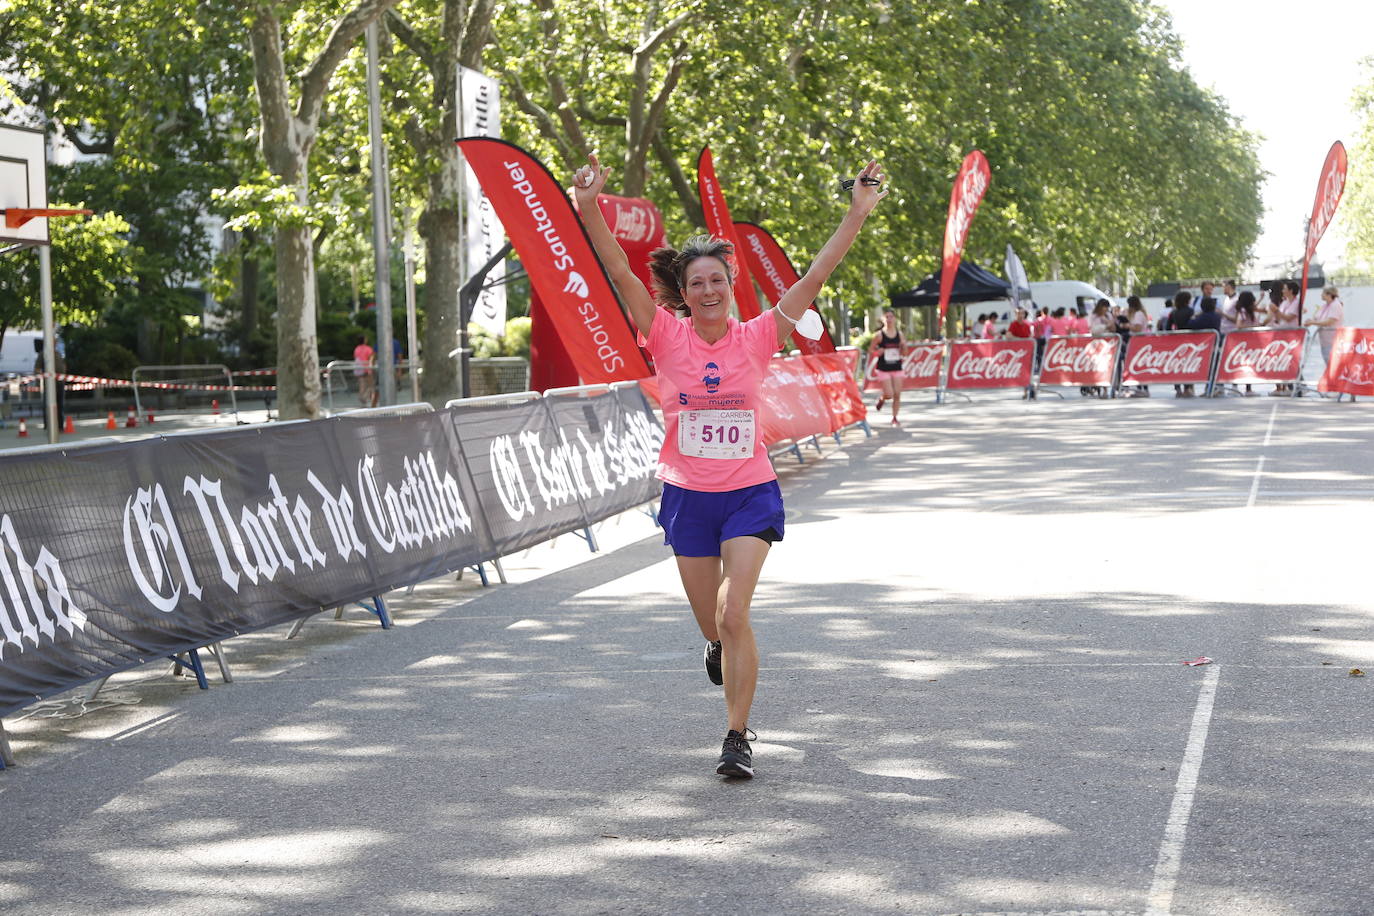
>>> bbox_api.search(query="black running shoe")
[704,640,723,686]
[716,728,755,778]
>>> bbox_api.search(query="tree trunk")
[274,220,322,419]
[418,189,461,403]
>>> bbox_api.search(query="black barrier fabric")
[448,390,663,556]
[0,391,664,716]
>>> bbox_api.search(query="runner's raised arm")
[572,155,657,337]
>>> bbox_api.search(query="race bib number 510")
[678,409,755,460]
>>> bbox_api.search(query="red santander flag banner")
[697,148,763,320]
[1215,329,1305,384]
[1038,336,1120,387]
[456,138,650,383]
[734,221,836,355]
[863,341,944,390]
[938,150,991,324]
[945,338,1034,390]
[1301,141,1348,307]
[1120,332,1217,386]
[1318,328,1374,397]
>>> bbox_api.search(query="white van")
[1027,280,1114,315]
[0,330,41,376]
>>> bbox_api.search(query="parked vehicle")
[0,330,41,376]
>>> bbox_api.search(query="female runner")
[573,155,886,778]
[868,308,905,426]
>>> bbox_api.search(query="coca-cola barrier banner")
[456,138,650,384]
[1318,328,1374,397]
[0,387,665,717]
[1038,335,1120,387]
[733,221,836,356]
[697,147,763,320]
[945,338,1034,390]
[1120,331,1218,386]
[863,341,944,390]
[1214,329,1306,384]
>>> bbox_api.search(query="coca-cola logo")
[904,346,943,378]
[1127,341,1209,377]
[1043,338,1116,377]
[1222,339,1298,376]
[952,347,1027,381]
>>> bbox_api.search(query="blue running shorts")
[660,481,785,557]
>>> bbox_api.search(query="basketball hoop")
[2,207,92,230]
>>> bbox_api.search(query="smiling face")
[682,256,733,322]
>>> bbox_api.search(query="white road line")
[1145,665,1221,916]
[1245,401,1280,508]
[1245,455,1265,508]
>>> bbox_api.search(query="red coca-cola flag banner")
[938,150,991,324]
[862,341,944,390]
[803,351,866,431]
[1215,329,1306,385]
[456,137,651,383]
[1119,331,1218,386]
[697,147,763,320]
[734,221,836,355]
[945,338,1034,390]
[1318,328,1374,397]
[594,193,667,290]
[1038,335,1120,387]
[1301,140,1348,309]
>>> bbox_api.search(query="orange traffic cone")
[63,414,74,434]
[211,398,220,416]
[125,405,138,428]
[106,410,117,430]
[17,417,28,438]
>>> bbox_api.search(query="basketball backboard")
[0,124,49,247]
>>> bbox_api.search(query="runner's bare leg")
[718,535,769,732]
[676,555,723,642]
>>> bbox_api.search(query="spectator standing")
[1048,307,1072,337]
[980,313,997,339]
[1007,307,1032,339]
[1268,281,1302,394]
[1269,280,1301,329]
[1219,280,1239,333]
[1068,308,1090,336]
[1305,285,1345,366]
[1167,290,1194,331]
[1086,299,1114,397]
[1232,291,1261,396]
[1125,297,1151,397]
[353,334,377,407]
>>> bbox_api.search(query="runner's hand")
[850,160,888,213]
[572,155,610,203]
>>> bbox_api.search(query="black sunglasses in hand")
[839,176,883,192]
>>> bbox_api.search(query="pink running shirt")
[645,308,780,492]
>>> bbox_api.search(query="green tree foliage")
[1344,58,1374,271]
[491,0,1263,306]
[0,208,133,340]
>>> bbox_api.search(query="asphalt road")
[1,391,1371,915]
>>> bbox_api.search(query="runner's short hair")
[648,235,734,315]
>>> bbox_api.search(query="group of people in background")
[968,280,1348,398]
